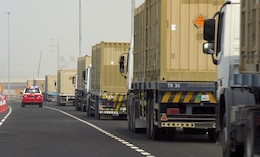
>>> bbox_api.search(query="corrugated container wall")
[57,70,77,94]
[92,41,129,93]
[77,55,91,89]
[134,0,224,82]
[33,79,45,93]
[45,75,57,93]
[240,0,260,73]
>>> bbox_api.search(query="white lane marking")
[0,106,12,127]
[44,106,155,157]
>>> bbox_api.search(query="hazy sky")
[0,0,144,82]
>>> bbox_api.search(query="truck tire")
[57,97,60,106]
[127,104,132,131]
[39,103,43,108]
[221,114,242,157]
[148,98,163,140]
[132,99,141,133]
[244,112,254,157]
[75,99,80,110]
[87,104,93,116]
[86,95,92,116]
[94,101,100,120]
[81,104,86,112]
[127,96,133,131]
[75,105,80,111]
[146,98,151,138]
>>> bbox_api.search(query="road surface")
[0,100,222,157]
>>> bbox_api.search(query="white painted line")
[44,106,155,157]
[0,106,12,127]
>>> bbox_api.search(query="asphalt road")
[0,100,222,157]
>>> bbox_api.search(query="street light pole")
[50,38,60,71]
[6,10,10,97]
[79,0,82,57]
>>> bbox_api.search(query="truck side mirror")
[203,19,215,42]
[82,71,86,81]
[203,42,215,55]
[72,76,75,85]
[119,56,125,73]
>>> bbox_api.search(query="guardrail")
[0,95,7,113]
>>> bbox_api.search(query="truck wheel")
[128,94,135,132]
[75,104,80,110]
[131,99,140,133]
[146,98,152,138]
[39,104,43,108]
[75,100,80,110]
[87,105,94,116]
[57,98,60,106]
[81,105,86,112]
[150,99,162,140]
[244,112,254,157]
[127,97,133,131]
[86,95,93,116]
[221,114,241,157]
[95,103,100,119]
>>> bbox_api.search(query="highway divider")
[0,95,7,113]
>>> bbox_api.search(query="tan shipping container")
[134,0,223,82]
[240,0,260,73]
[57,70,77,95]
[91,41,129,93]
[33,79,45,92]
[77,55,91,89]
[45,75,57,93]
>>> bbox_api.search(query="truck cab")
[203,0,260,156]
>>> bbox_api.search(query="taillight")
[167,108,180,115]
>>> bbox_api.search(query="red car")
[21,86,43,107]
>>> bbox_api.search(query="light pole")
[50,39,60,70]
[6,10,10,97]
[79,0,82,57]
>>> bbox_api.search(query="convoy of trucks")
[17,0,260,155]
[85,41,129,120]
[119,0,224,140]
[202,0,260,156]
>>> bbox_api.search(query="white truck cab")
[203,0,260,156]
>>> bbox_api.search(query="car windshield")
[25,88,40,93]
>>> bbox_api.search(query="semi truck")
[202,0,260,156]
[119,0,224,140]
[44,75,57,102]
[86,41,129,120]
[73,55,92,111]
[56,70,77,106]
